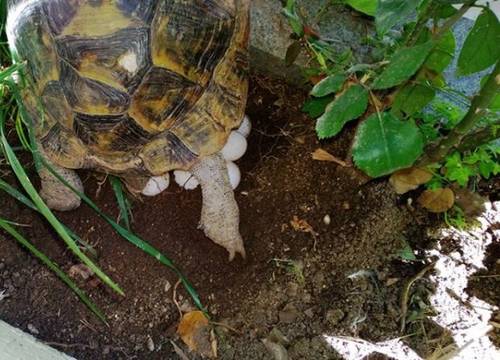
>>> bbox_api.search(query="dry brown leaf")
[418,188,455,213]
[177,311,214,358]
[389,167,433,194]
[290,216,318,236]
[454,188,487,217]
[311,149,348,167]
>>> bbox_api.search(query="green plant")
[284,0,499,214]
[110,175,132,230]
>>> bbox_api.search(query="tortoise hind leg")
[38,156,83,211]
[190,152,245,261]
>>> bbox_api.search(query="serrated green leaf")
[398,239,417,261]
[425,30,455,73]
[302,95,335,118]
[376,0,422,35]
[372,42,433,89]
[344,0,377,16]
[393,83,435,115]
[316,85,369,139]
[457,8,500,76]
[353,112,424,177]
[311,74,347,97]
[479,160,495,179]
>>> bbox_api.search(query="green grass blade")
[110,175,131,230]
[0,178,97,257]
[43,160,205,312]
[0,178,37,211]
[0,218,107,323]
[0,120,124,296]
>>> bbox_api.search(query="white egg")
[226,161,241,190]
[237,115,252,138]
[221,131,248,162]
[142,173,170,197]
[174,170,199,190]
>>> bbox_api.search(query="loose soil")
[0,75,498,359]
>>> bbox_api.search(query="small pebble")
[262,339,289,360]
[304,308,315,318]
[279,304,299,324]
[164,280,171,293]
[27,324,39,335]
[323,214,331,225]
[326,309,345,325]
[147,336,155,352]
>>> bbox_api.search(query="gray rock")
[262,338,289,360]
[250,0,373,84]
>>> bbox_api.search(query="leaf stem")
[418,60,500,165]
[434,1,477,42]
[456,119,500,152]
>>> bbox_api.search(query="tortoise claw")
[226,236,246,262]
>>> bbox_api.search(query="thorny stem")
[417,60,500,166]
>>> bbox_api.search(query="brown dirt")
[0,75,493,359]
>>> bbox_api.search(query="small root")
[173,278,183,319]
[400,262,435,333]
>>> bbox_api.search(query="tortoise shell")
[7,0,250,176]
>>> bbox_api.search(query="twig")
[210,321,242,335]
[44,342,95,350]
[400,262,435,333]
[173,278,183,318]
[418,60,500,166]
[456,119,500,153]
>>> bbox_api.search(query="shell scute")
[129,67,202,133]
[151,0,234,84]
[56,27,151,92]
[116,0,157,23]
[60,0,144,38]
[42,0,80,36]
[41,81,74,130]
[59,61,130,115]
[9,5,59,91]
[140,132,197,175]
[74,113,152,153]
[40,123,88,169]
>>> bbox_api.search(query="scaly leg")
[38,155,83,211]
[190,152,245,261]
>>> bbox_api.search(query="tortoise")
[6,0,250,260]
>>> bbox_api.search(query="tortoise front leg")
[38,154,83,211]
[190,152,245,261]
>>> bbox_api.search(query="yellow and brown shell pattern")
[7,0,250,176]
